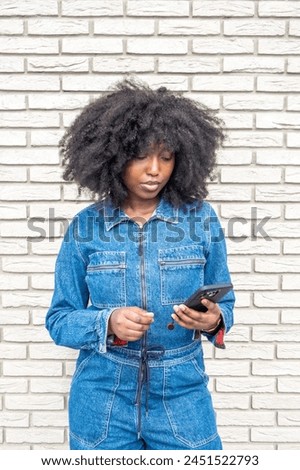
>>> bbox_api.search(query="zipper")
[87,263,125,272]
[159,259,204,267]
[138,228,147,311]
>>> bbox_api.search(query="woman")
[46,79,235,450]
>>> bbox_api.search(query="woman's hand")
[108,307,154,342]
[171,299,221,332]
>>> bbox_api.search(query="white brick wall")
[0,0,299,450]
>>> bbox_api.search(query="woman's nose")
[146,155,159,175]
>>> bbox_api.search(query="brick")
[257,149,300,165]
[278,377,300,392]
[290,20,300,37]
[0,0,58,16]
[0,310,29,325]
[258,76,300,92]
[225,131,282,148]
[287,133,300,148]
[30,167,64,183]
[223,56,284,73]
[0,95,26,110]
[0,57,24,72]
[159,57,220,74]
[31,130,64,146]
[231,274,279,291]
[31,378,71,394]
[217,343,274,360]
[62,38,122,54]
[206,360,249,377]
[288,59,300,74]
[256,185,300,202]
[193,76,253,92]
[0,37,58,54]
[256,257,300,274]
[127,38,188,54]
[0,130,26,146]
[253,326,300,342]
[277,344,300,359]
[212,394,249,410]
[193,1,254,17]
[0,167,27,182]
[0,75,60,91]
[0,412,29,427]
[28,57,89,73]
[278,411,300,426]
[255,292,300,309]
[221,203,281,219]
[62,0,123,16]
[28,18,89,35]
[223,94,284,110]
[285,168,300,183]
[218,410,274,426]
[216,377,275,393]
[0,19,23,34]
[0,378,28,393]
[0,344,26,359]
[259,2,300,18]
[260,38,300,55]
[159,19,220,35]
[0,204,27,219]
[3,362,62,378]
[29,344,76,360]
[2,292,52,308]
[208,185,251,201]
[94,19,154,35]
[252,427,300,443]
[29,203,88,220]
[62,75,123,92]
[29,93,90,110]
[253,363,300,378]
[0,240,27,255]
[127,1,189,17]
[0,274,28,290]
[2,256,55,273]
[219,112,252,129]
[224,19,285,36]
[221,167,281,183]
[32,411,68,427]
[285,204,300,220]
[93,56,154,73]
[217,149,252,165]
[0,148,59,165]
[31,274,54,290]
[3,326,50,343]
[284,240,300,255]
[0,184,60,201]
[6,428,64,444]
[0,111,59,128]
[227,258,252,272]
[227,239,281,255]
[193,38,253,54]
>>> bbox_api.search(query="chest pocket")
[158,245,205,305]
[86,251,126,308]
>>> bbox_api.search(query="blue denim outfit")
[46,198,235,450]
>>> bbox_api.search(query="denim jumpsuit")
[46,198,235,450]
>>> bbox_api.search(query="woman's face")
[122,144,175,206]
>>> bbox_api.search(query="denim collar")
[102,197,179,231]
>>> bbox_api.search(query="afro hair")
[60,78,225,207]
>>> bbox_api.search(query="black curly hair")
[60,78,225,207]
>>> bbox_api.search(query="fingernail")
[173,305,179,312]
[146,312,154,317]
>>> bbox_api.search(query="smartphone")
[184,282,233,312]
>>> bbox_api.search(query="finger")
[125,311,154,325]
[174,304,200,322]
[201,299,221,314]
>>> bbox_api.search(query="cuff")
[96,308,116,354]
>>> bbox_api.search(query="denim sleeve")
[202,206,235,347]
[45,218,112,353]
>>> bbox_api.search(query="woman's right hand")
[108,307,154,342]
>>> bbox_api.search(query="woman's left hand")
[172,298,221,332]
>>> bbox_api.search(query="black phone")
[184,283,233,312]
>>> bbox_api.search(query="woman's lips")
[140,182,161,191]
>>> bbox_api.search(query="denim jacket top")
[46,198,235,353]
